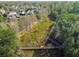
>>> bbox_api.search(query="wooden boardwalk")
[20,47,60,50]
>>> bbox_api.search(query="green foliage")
[20,17,53,47]
[0,4,6,8]
[65,47,75,56]
[48,2,79,20]
[1,2,79,57]
[54,13,79,56]
[0,28,23,56]
[0,15,5,22]
[18,16,26,30]
[19,17,53,56]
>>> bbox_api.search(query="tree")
[54,13,79,56]
[0,28,23,56]
[48,3,59,20]
[0,15,5,22]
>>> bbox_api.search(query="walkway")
[20,47,60,50]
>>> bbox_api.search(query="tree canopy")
[0,28,23,56]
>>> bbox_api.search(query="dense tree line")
[0,28,24,56]
[48,2,79,20]
[48,2,79,56]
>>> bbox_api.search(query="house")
[25,6,39,15]
[32,6,39,11]
[7,11,20,20]
[26,9,34,15]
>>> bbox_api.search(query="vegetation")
[0,28,23,56]
[1,1,79,57]
[18,15,37,31]
[0,15,5,22]
[46,2,79,57]
[20,17,53,47]
[53,14,79,56]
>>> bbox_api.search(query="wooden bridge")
[20,46,61,50]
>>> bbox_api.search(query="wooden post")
[73,31,79,48]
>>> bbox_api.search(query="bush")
[0,15,5,22]
[0,29,23,56]
[20,17,53,47]
[55,14,79,56]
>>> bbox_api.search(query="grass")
[19,17,54,56]
[20,17,54,47]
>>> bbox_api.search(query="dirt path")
[17,20,39,38]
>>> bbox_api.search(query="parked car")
[7,11,20,20]
[19,8,26,16]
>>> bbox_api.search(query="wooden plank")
[20,47,60,50]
